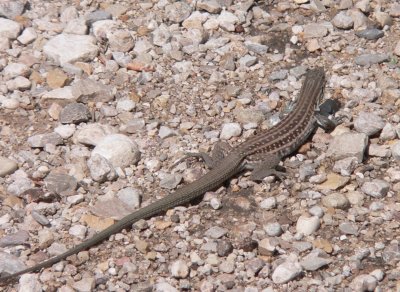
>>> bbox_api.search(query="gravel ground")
[0,0,400,291]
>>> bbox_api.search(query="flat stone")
[60,103,91,124]
[43,34,99,65]
[327,133,368,163]
[355,54,389,66]
[0,18,21,39]
[27,133,63,148]
[91,134,140,169]
[0,156,18,177]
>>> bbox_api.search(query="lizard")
[0,67,338,282]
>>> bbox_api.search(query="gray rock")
[392,142,400,160]
[72,277,96,292]
[264,222,283,236]
[3,62,30,80]
[91,134,140,169]
[361,179,390,198]
[85,10,112,26]
[220,123,241,140]
[303,23,328,38]
[354,112,385,136]
[73,123,114,146]
[300,254,331,271]
[322,193,350,209]
[73,79,115,103]
[260,197,277,210]
[239,55,258,67]
[339,222,358,235]
[350,274,378,292]
[355,28,384,40]
[87,154,117,182]
[382,243,400,265]
[170,260,189,279]
[296,215,320,235]
[299,163,316,181]
[217,240,233,256]
[158,126,178,139]
[205,226,228,239]
[355,54,389,66]
[69,224,87,240]
[269,69,288,81]
[165,2,192,23]
[332,11,354,29]
[380,123,397,140]
[43,34,99,65]
[0,252,26,276]
[390,3,400,17]
[159,173,182,189]
[244,41,269,54]
[41,86,78,104]
[234,108,264,124]
[0,230,29,247]
[152,24,171,47]
[327,133,368,163]
[60,103,91,124]
[333,157,358,176]
[27,133,63,148]
[0,156,18,177]
[17,27,37,44]
[368,144,391,157]
[245,258,265,275]
[0,1,25,19]
[272,260,302,284]
[108,29,134,52]
[44,172,77,196]
[117,187,141,209]
[197,0,222,13]
[0,18,21,40]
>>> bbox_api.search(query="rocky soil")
[0,0,400,291]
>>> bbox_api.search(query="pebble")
[43,34,99,65]
[19,274,42,292]
[60,103,91,124]
[300,253,332,271]
[27,133,63,148]
[355,28,384,40]
[392,142,400,160]
[260,197,277,210]
[0,156,18,177]
[159,173,182,189]
[72,277,96,292]
[170,260,189,279]
[116,187,142,209]
[91,134,140,169]
[220,123,241,140]
[354,112,385,136]
[296,215,320,235]
[354,54,390,66]
[0,230,29,247]
[69,225,87,240]
[272,260,302,284]
[339,222,358,235]
[332,157,358,176]
[361,179,390,198]
[350,274,377,292]
[0,18,21,40]
[332,11,354,29]
[321,193,350,209]
[205,226,228,239]
[264,222,283,237]
[327,133,368,163]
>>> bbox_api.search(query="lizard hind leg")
[245,154,291,190]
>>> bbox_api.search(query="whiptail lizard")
[0,67,338,282]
